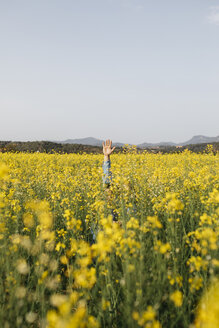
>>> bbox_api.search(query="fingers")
[102,141,105,148]
[104,139,114,149]
[111,146,116,152]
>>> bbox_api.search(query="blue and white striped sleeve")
[102,160,112,186]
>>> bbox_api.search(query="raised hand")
[102,139,115,161]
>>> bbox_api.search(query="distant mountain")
[53,137,126,147]
[178,135,219,146]
[52,135,219,148]
[138,135,219,148]
[137,141,176,148]
[60,137,104,146]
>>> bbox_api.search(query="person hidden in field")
[90,139,118,244]
[102,139,119,222]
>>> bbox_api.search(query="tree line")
[0,140,218,154]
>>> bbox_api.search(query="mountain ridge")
[52,135,219,148]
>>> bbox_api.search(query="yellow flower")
[147,216,163,229]
[23,213,34,228]
[154,240,171,254]
[189,276,203,292]
[102,298,110,311]
[0,163,9,180]
[55,242,66,252]
[142,306,156,321]
[133,306,161,327]
[170,290,183,307]
[195,278,219,328]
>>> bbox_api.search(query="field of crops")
[0,148,218,328]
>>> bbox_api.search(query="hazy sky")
[0,0,219,144]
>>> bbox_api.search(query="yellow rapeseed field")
[0,147,218,327]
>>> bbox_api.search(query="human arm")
[102,139,115,186]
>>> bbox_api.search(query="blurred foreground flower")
[194,278,219,328]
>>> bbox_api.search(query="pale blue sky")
[0,0,219,144]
